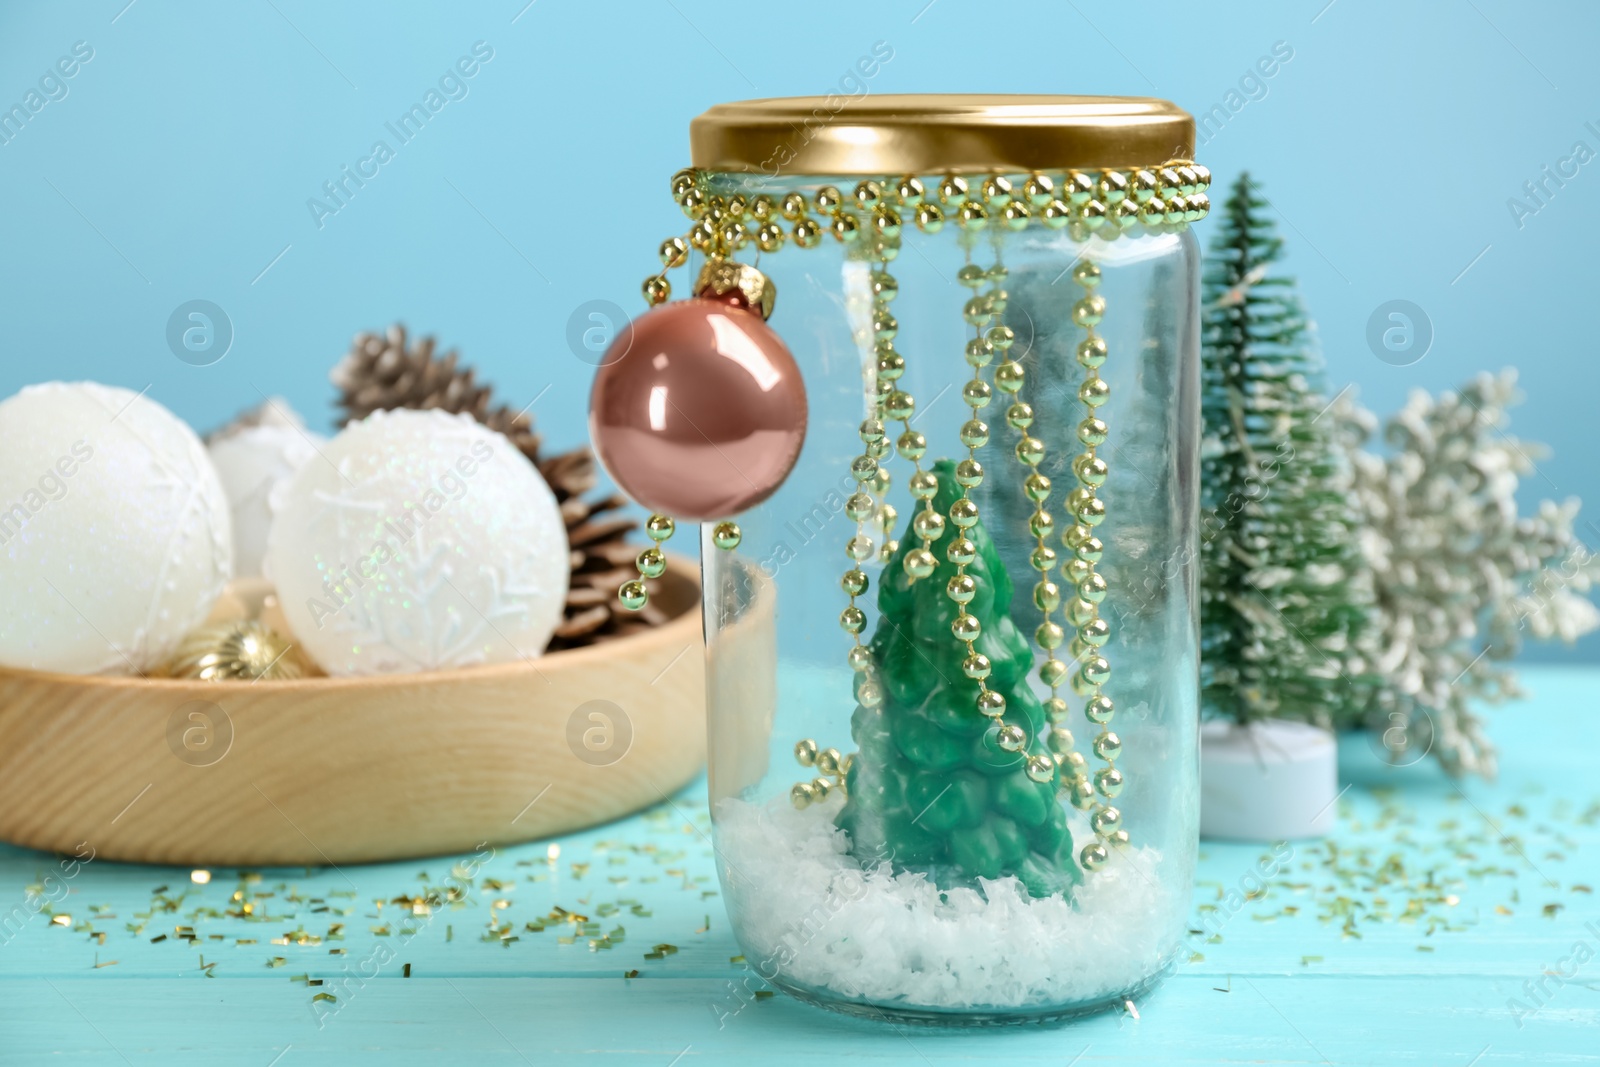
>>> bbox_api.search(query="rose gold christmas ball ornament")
[589,261,807,521]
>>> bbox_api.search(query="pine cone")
[205,395,307,444]
[332,324,667,649]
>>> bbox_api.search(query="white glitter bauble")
[264,408,569,676]
[208,399,325,578]
[0,382,232,674]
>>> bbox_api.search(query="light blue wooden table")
[2,666,1596,1065]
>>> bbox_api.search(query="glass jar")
[665,97,1203,1025]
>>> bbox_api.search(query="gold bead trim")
[833,240,901,717]
[620,514,743,613]
[626,158,1215,874]
[791,738,851,807]
[642,163,1208,308]
[941,243,1006,722]
[1060,257,1125,871]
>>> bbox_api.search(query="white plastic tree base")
[1199,719,1338,841]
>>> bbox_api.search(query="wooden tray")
[0,560,705,866]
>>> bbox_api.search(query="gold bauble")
[157,621,308,682]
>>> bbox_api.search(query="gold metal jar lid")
[690,94,1195,176]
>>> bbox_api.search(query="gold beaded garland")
[824,234,911,739]
[940,241,1012,732]
[1061,248,1129,866]
[643,163,1207,310]
[958,239,1071,799]
[633,158,1209,877]
[636,546,667,579]
[643,275,671,306]
[790,737,851,804]
[619,580,648,612]
[619,514,675,611]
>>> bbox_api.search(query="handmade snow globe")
[590,95,1206,1024]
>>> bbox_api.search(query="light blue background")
[0,0,1595,660]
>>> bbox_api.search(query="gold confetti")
[191,870,211,885]
[50,914,71,926]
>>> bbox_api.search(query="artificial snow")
[714,792,1182,1012]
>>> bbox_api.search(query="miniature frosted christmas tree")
[837,459,1081,899]
[1198,173,1367,726]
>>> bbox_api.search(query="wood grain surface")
[0,561,705,866]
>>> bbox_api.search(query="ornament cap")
[695,258,777,320]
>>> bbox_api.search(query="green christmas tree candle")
[837,459,1082,899]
